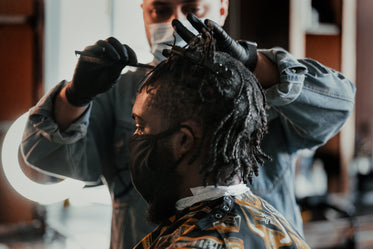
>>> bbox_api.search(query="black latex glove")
[65,37,137,106]
[172,13,258,71]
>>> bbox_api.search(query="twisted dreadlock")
[138,34,270,185]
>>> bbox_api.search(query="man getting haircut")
[129,34,310,248]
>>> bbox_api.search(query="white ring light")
[1,112,85,205]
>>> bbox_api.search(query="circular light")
[1,112,85,205]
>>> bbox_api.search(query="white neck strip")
[175,184,250,211]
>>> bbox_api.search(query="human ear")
[171,123,198,160]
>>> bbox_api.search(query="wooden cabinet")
[302,0,356,194]
[0,0,44,121]
[0,0,44,224]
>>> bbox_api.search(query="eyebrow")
[182,0,201,4]
[151,1,168,6]
[151,0,199,6]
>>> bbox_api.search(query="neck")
[177,159,243,199]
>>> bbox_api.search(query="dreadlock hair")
[138,34,270,185]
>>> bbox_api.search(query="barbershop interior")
[0,0,372,248]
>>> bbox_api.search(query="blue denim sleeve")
[21,81,102,183]
[259,48,356,153]
[21,69,141,188]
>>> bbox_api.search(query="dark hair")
[138,35,269,184]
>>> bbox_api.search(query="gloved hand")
[65,37,137,106]
[172,13,258,71]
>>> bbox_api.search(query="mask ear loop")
[150,124,194,140]
[135,124,195,147]
[150,124,195,170]
[187,127,206,166]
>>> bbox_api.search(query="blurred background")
[0,0,372,248]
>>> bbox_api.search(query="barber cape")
[134,186,310,249]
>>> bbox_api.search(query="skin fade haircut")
[138,34,270,186]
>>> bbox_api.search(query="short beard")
[146,138,183,225]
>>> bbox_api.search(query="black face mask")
[128,124,192,204]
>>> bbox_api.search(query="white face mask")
[147,20,201,64]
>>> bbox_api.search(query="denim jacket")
[21,48,356,249]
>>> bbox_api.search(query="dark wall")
[226,0,290,50]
